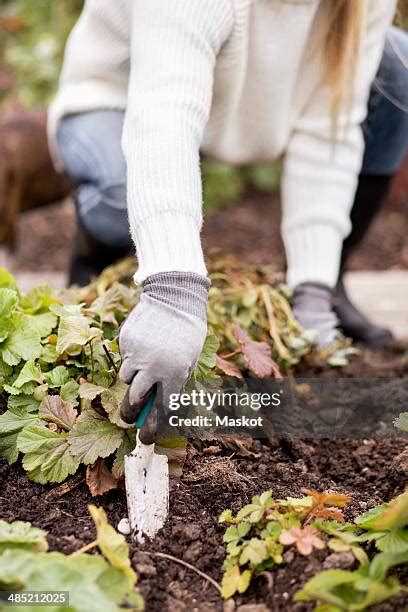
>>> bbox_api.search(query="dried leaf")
[39,395,78,431]
[303,489,351,509]
[215,355,243,379]
[86,459,117,497]
[220,435,258,458]
[233,325,278,378]
[302,488,351,522]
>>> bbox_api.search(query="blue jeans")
[57,27,408,250]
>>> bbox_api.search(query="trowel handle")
[135,386,157,430]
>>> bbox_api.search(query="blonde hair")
[324,0,367,120]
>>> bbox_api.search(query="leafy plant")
[295,553,408,611]
[219,489,408,608]
[296,491,408,610]
[355,491,408,554]
[0,505,144,611]
[0,257,352,492]
[219,489,351,599]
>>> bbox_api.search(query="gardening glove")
[292,283,340,349]
[119,272,210,444]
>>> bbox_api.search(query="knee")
[375,27,408,112]
[76,181,132,249]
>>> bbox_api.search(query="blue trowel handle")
[135,386,157,430]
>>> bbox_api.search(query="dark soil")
[2,160,407,610]
[1,349,408,612]
[9,177,408,275]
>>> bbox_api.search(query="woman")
[48,0,406,433]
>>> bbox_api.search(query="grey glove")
[119,272,209,442]
[292,283,340,348]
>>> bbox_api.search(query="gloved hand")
[119,272,210,443]
[292,283,340,348]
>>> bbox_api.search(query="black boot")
[69,224,131,287]
[334,174,394,347]
[334,277,394,348]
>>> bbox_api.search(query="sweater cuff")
[283,223,344,289]
[132,212,207,284]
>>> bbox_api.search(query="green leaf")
[261,521,282,540]
[376,529,408,554]
[8,395,40,412]
[2,316,42,365]
[26,558,119,612]
[221,565,252,599]
[0,407,38,435]
[89,505,136,582]
[239,538,269,567]
[97,565,136,605]
[39,394,78,430]
[0,356,12,377]
[25,312,57,338]
[0,432,19,463]
[0,288,18,317]
[101,380,128,426]
[0,288,19,341]
[394,412,408,432]
[20,284,58,314]
[219,509,234,524]
[13,360,44,388]
[368,551,408,581]
[195,331,219,380]
[17,422,57,454]
[295,569,358,603]
[56,313,101,354]
[236,492,274,523]
[370,492,408,531]
[1,347,20,367]
[40,343,59,364]
[3,381,36,396]
[355,503,389,529]
[355,576,402,610]
[18,422,80,483]
[0,520,48,554]
[60,379,80,407]
[88,284,134,325]
[68,408,124,465]
[0,549,37,589]
[280,496,313,509]
[44,365,70,388]
[78,382,105,401]
[224,522,251,544]
[0,268,17,289]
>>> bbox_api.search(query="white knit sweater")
[48,0,396,286]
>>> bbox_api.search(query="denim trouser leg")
[56,110,131,249]
[362,26,408,176]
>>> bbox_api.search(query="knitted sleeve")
[122,0,234,283]
[281,0,397,289]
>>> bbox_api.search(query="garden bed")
[1,346,407,611]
